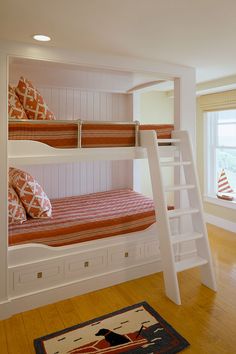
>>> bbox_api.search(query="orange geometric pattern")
[15,77,55,120]
[8,184,27,224]
[8,85,28,120]
[9,167,52,219]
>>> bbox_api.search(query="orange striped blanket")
[8,122,174,148]
[9,189,159,247]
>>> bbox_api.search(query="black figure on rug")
[95,328,130,347]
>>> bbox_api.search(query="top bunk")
[5,53,195,166]
[8,120,176,165]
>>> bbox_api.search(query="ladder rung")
[168,208,199,218]
[160,161,191,167]
[171,232,203,244]
[175,256,208,272]
[157,138,180,144]
[165,184,195,192]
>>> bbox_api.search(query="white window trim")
[204,111,236,210]
[204,195,236,210]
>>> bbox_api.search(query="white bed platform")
[7,130,216,315]
[7,137,177,315]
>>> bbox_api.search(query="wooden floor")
[0,224,235,353]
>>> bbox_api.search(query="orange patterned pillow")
[9,167,52,219]
[8,85,28,120]
[15,77,55,120]
[8,184,27,224]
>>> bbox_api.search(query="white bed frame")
[0,40,196,319]
[7,139,179,313]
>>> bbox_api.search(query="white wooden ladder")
[140,129,217,305]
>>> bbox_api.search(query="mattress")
[9,189,159,247]
[8,121,174,148]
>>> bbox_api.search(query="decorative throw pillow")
[8,184,27,224]
[8,85,28,120]
[15,77,55,120]
[9,167,52,219]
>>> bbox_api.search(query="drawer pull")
[125,252,129,258]
[84,261,89,268]
[37,272,43,279]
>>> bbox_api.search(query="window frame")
[204,109,236,210]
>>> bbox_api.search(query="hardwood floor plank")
[0,321,8,354]
[39,303,64,334]
[55,299,82,328]
[21,309,47,354]
[71,292,104,322]
[4,314,31,354]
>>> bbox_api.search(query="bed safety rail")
[8,118,141,148]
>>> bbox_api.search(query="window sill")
[204,195,236,210]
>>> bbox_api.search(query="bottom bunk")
[9,189,159,247]
[8,189,177,311]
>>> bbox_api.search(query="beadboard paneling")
[39,87,133,121]
[22,87,133,198]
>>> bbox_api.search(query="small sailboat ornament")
[217,169,234,201]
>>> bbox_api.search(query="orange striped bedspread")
[8,121,174,148]
[9,189,159,247]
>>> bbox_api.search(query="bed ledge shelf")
[8,140,175,165]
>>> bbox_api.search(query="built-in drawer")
[65,249,107,279]
[145,240,160,259]
[10,259,64,295]
[108,243,144,268]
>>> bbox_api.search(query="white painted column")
[174,70,197,258]
[0,52,10,318]
[174,70,196,148]
[132,92,143,193]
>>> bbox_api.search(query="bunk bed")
[7,124,217,309]
[8,121,178,300]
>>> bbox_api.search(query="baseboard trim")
[205,213,236,233]
[0,299,12,320]
[4,260,162,319]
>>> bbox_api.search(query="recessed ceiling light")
[33,34,51,42]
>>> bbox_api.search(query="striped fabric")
[217,169,233,193]
[9,189,162,247]
[8,122,174,148]
[8,121,78,148]
[139,124,174,139]
[82,123,136,147]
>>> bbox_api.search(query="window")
[205,109,236,204]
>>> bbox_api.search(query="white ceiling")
[1,0,236,83]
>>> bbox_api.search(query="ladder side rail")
[172,130,217,291]
[140,130,181,304]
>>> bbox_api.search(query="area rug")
[34,301,189,354]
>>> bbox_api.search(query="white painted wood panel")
[38,86,133,121]
[18,86,133,198]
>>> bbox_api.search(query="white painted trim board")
[205,213,236,233]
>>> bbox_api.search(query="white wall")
[140,91,173,124]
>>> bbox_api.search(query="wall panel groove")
[22,86,133,198]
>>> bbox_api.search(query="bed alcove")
[0,41,196,319]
